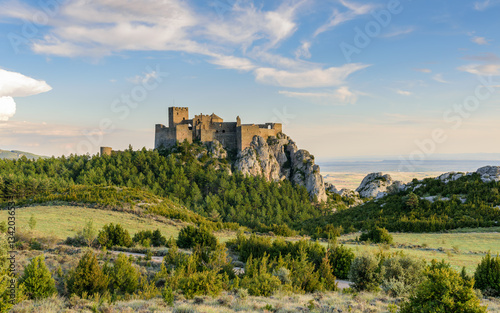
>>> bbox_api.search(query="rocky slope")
[234,134,327,202]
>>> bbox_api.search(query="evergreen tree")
[67,251,108,296]
[19,255,56,299]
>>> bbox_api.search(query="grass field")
[336,231,500,273]
[0,205,183,239]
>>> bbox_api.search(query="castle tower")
[168,107,189,128]
[100,147,112,156]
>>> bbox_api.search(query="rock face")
[206,140,227,159]
[356,172,403,198]
[476,166,500,182]
[437,172,464,183]
[235,133,327,202]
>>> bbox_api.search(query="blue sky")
[0,0,499,160]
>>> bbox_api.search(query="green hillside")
[0,149,46,160]
[305,173,500,236]
[0,142,323,233]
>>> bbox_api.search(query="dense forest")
[0,142,325,232]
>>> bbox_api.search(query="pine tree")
[67,251,108,296]
[19,255,57,299]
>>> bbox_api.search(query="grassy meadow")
[0,205,183,240]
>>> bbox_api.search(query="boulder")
[356,172,393,198]
[476,166,500,182]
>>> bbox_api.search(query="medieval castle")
[154,107,283,151]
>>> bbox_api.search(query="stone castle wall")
[155,107,282,152]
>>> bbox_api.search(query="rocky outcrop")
[355,172,404,198]
[235,133,327,202]
[476,166,500,182]
[206,140,227,159]
[234,136,281,181]
[356,173,393,198]
[437,172,464,183]
[325,182,338,194]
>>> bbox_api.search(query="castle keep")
[155,107,282,151]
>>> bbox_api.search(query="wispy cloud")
[459,53,500,76]
[473,0,500,10]
[432,73,449,83]
[413,68,432,73]
[313,0,376,37]
[255,63,369,88]
[382,26,415,38]
[471,36,491,45]
[279,86,359,105]
[396,89,412,96]
[295,41,312,59]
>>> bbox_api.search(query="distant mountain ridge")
[0,149,46,160]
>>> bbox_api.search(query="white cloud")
[382,27,415,38]
[314,0,376,37]
[473,0,499,10]
[396,89,412,96]
[414,68,432,73]
[0,69,52,97]
[432,74,449,83]
[1,0,367,99]
[295,41,312,59]
[279,86,359,105]
[0,97,16,121]
[471,36,491,45]
[255,63,369,88]
[458,64,500,76]
[0,69,52,121]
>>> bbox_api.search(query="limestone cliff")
[234,133,327,202]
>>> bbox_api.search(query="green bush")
[348,254,382,292]
[400,260,487,313]
[133,229,167,247]
[474,252,500,297]
[19,255,56,299]
[105,253,140,294]
[178,270,224,299]
[97,223,133,249]
[359,227,393,244]
[177,225,217,250]
[162,286,174,306]
[328,244,355,279]
[241,254,281,296]
[381,254,425,296]
[67,251,109,296]
[0,221,6,233]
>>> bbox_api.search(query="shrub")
[177,225,217,250]
[474,252,500,297]
[133,229,167,247]
[67,251,109,296]
[0,221,6,233]
[400,260,487,313]
[97,223,133,249]
[162,286,174,306]
[319,255,337,291]
[381,254,425,296]
[105,253,140,294]
[328,244,355,279]
[359,227,393,244]
[348,254,382,292]
[178,270,224,299]
[19,255,56,299]
[241,254,281,296]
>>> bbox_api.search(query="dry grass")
[10,291,500,312]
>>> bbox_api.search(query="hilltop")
[0,149,46,160]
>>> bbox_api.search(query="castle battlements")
[155,107,282,151]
